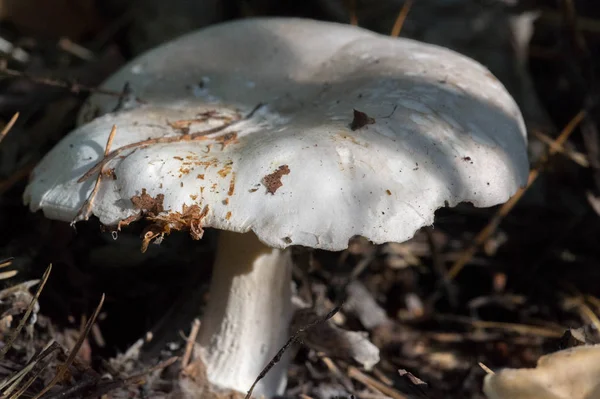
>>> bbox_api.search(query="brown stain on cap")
[262,165,290,194]
[228,172,236,196]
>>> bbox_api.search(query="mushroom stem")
[197,231,293,397]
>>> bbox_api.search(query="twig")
[77,103,265,183]
[31,293,105,399]
[347,0,358,26]
[447,110,587,280]
[0,264,52,359]
[0,341,60,395]
[0,68,136,100]
[39,372,99,399]
[124,356,178,384]
[563,293,600,333]
[0,270,18,280]
[72,125,117,224]
[319,356,354,392]
[0,113,19,144]
[181,319,201,369]
[434,314,564,338]
[244,305,342,399]
[478,362,495,375]
[41,356,178,399]
[531,129,589,167]
[57,38,95,61]
[0,257,15,279]
[348,366,408,399]
[390,0,414,37]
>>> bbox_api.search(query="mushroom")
[483,344,600,399]
[24,18,529,397]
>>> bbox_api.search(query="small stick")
[390,0,414,38]
[0,113,19,144]
[77,103,265,183]
[0,68,135,99]
[479,362,495,375]
[0,264,52,360]
[348,366,408,399]
[72,125,118,224]
[531,129,589,167]
[348,0,358,26]
[57,37,95,61]
[181,319,201,369]
[0,270,17,280]
[244,305,342,399]
[31,293,106,399]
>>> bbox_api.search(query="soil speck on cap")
[263,165,290,194]
[350,109,375,131]
[131,189,164,216]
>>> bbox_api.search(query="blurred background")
[0,0,599,398]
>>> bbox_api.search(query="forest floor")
[0,0,599,398]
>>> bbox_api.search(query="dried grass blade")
[245,305,341,399]
[77,103,264,183]
[31,293,105,399]
[0,113,19,145]
[348,366,408,399]
[0,340,59,393]
[0,264,52,360]
[72,125,117,224]
[8,345,60,398]
[390,0,413,37]
[0,270,18,280]
[181,319,200,369]
[0,258,14,268]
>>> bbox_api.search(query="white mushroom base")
[197,231,293,397]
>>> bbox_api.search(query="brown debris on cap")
[350,109,375,131]
[131,188,164,216]
[262,165,290,195]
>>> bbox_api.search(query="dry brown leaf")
[484,344,600,399]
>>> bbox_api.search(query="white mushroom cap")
[25,17,528,251]
[483,344,600,399]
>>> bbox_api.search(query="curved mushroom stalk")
[197,231,293,397]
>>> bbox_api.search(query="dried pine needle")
[390,0,413,37]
